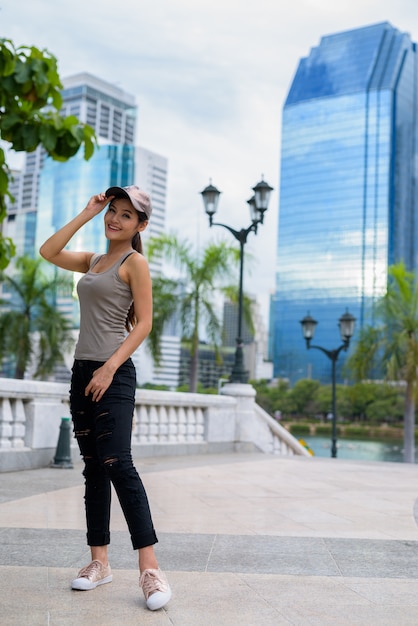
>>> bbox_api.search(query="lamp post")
[300,311,356,458]
[201,178,273,384]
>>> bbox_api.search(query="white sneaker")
[71,560,112,590]
[139,568,171,610]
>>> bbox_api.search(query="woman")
[40,185,171,611]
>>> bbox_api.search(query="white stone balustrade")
[0,378,309,472]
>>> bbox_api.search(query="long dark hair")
[125,211,148,331]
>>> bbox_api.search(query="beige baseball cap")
[105,185,152,219]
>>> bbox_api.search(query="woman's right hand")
[84,192,113,218]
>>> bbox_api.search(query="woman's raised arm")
[39,192,111,273]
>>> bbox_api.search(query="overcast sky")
[2,1,418,326]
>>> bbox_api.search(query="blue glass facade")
[35,145,136,323]
[273,22,418,383]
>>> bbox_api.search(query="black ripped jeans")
[70,359,158,550]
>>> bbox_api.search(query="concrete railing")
[0,378,310,472]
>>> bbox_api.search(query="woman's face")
[104,198,146,240]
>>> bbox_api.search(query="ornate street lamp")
[300,310,356,458]
[201,177,273,383]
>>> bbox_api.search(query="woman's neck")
[106,242,134,257]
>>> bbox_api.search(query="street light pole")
[201,178,273,384]
[300,311,356,458]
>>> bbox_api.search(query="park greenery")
[0,38,95,268]
[347,263,418,462]
[251,377,408,426]
[0,256,74,378]
[253,263,418,462]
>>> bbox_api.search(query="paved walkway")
[1,451,418,625]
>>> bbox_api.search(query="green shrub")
[315,425,337,436]
[289,424,310,435]
[343,426,370,438]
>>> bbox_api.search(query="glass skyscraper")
[273,22,418,383]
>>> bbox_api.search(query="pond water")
[300,435,411,463]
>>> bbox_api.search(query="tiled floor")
[1,452,418,625]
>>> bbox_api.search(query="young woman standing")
[40,186,171,611]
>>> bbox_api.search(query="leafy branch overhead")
[0,38,96,268]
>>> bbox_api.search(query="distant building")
[222,301,254,347]
[272,22,418,384]
[135,335,181,390]
[178,343,235,390]
[222,299,273,381]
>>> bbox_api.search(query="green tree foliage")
[345,382,404,423]
[147,234,241,392]
[345,382,381,420]
[251,378,290,416]
[252,377,409,426]
[365,393,404,424]
[315,384,352,420]
[147,275,179,365]
[288,379,321,417]
[0,256,74,378]
[346,263,418,461]
[0,38,96,268]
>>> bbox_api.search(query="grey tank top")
[74,252,134,361]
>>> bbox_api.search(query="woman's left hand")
[85,365,115,402]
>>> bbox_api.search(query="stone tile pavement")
[1,451,418,625]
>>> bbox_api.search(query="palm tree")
[147,274,179,365]
[347,263,418,462]
[0,256,74,379]
[147,234,241,392]
[221,285,255,339]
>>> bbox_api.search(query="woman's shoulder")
[125,250,149,268]
[119,251,150,283]
[89,253,102,268]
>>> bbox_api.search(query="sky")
[2,0,418,327]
